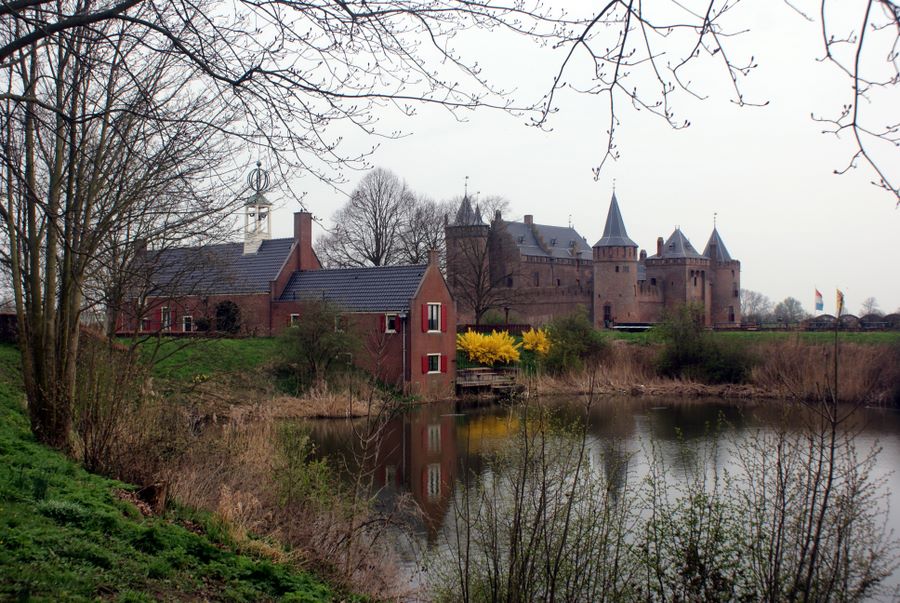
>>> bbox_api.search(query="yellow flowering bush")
[457,330,521,366]
[521,328,551,356]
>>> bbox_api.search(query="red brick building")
[120,210,456,396]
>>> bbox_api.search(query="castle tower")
[703,227,741,325]
[243,162,272,255]
[444,194,490,323]
[593,192,639,328]
[645,228,712,324]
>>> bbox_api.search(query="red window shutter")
[380,314,386,332]
[421,304,428,332]
[421,355,428,374]
[440,306,447,332]
[440,354,448,373]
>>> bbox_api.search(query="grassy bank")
[0,343,344,602]
[610,329,900,346]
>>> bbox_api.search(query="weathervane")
[713,212,718,228]
[248,161,271,194]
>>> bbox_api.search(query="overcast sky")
[259,0,899,316]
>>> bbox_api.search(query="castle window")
[694,277,698,286]
[651,278,657,286]
[507,277,513,287]
[615,266,620,273]
[532,272,540,286]
[556,278,561,286]
[624,266,630,273]
[731,270,735,277]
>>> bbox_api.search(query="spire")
[593,192,637,247]
[453,194,484,226]
[703,227,733,262]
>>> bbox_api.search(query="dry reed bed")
[526,340,899,405]
[167,410,404,599]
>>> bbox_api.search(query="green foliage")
[544,310,610,375]
[0,343,340,602]
[276,423,334,508]
[656,304,754,384]
[276,301,358,393]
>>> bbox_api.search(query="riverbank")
[0,344,347,602]
[522,337,900,405]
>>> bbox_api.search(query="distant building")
[446,192,741,327]
[120,184,456,395]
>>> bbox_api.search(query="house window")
[289,313,300,326]
[182,315,193,332]
[427,304,441,332]
[161,307,171,331]
[384,314,398,333]
[427,353,440,374]
[385,464,397,487]
[427,424,441,452]
[426,464,441,499]
[140,317,150,332]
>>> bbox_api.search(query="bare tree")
[773,296,809,322]
[740,289,774,323]
[446,220,523,325]
[859,296,882,316]
[396,197,455,266]
[318,168,415,268]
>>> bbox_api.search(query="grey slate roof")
[594,193,638,248]
[504,221,592,260]
[655,229,704,259]
[147,238,295,296]
[278,264,428,312]
[454,196,485,226]
[703,228,733,262]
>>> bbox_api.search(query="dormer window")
[517,235,525,243]
[550,238,557,246]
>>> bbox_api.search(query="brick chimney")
[524,214,533,226]
[428,248,439,266]
[656,236,664,256]
[293,211,317,270]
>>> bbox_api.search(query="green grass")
[0,343,341,602]
[133,337,279,382]
[609,329,900,346]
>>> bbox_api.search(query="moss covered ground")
[0,343,342,602]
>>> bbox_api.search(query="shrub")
[544,311,609,375]
[275,300,358,393]
[521,328,551,356]
[456,330,521,366]
[656,304,753,384]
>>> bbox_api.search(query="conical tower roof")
[658,228,703,259]
[593,192,637,247]
[703,227,733,262]
[453,195,485,226]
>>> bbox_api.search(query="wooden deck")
[456,367,524,398]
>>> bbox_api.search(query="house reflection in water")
[371,405,521,543]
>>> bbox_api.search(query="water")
[303,397,900,599]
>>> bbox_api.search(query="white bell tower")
[243,162,272,254]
